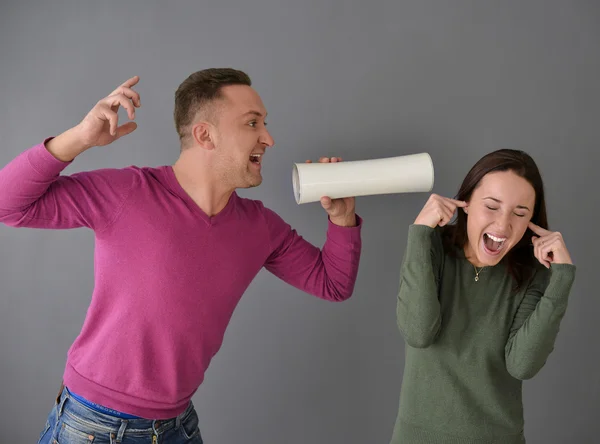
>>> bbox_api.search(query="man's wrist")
[45,126,89,162]
[330,214,357,227]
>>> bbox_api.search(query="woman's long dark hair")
[441,149,548,290]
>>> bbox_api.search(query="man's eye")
[249,121,257,128]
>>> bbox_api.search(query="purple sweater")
[0,140,362,418]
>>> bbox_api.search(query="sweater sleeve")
[0,140,138,231]
[262,206,362,302]
[505,263,576,380]
[396,224,444,348]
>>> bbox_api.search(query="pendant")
[475,276,479,282]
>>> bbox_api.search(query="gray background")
[0,1,598,443]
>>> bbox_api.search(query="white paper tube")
[292,153,434,204]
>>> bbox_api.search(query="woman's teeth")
[486,233,506,243]
[484,233,506,252]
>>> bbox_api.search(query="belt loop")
[57,387,69,418]
[55,382,65,405]
[115,420,128,442]
[176,414,181,429]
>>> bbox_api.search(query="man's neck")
[172,157,234,218]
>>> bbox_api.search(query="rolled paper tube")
[292,153,434,204]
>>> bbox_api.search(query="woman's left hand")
[529,221,573,268]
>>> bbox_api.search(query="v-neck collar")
[162,165,237,226]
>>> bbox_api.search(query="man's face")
[464,170,536,267]
[210,85,274,189]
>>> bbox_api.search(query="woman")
[390,149,576,443]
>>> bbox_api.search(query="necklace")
[473,265,485,282]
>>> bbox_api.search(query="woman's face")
[464,170,536,267]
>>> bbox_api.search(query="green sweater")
[391,225,576,444]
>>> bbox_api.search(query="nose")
[496,211,512,231]
[259,128,275,148]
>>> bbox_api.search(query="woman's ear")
[463,205,469,214]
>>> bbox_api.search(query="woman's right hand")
[414,194,468,228]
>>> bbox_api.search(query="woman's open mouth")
[482,232,506,255]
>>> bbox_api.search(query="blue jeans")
[37,386,203,443]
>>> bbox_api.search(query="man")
[0,69,362,443]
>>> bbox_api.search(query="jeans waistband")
[56,385,195,438]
